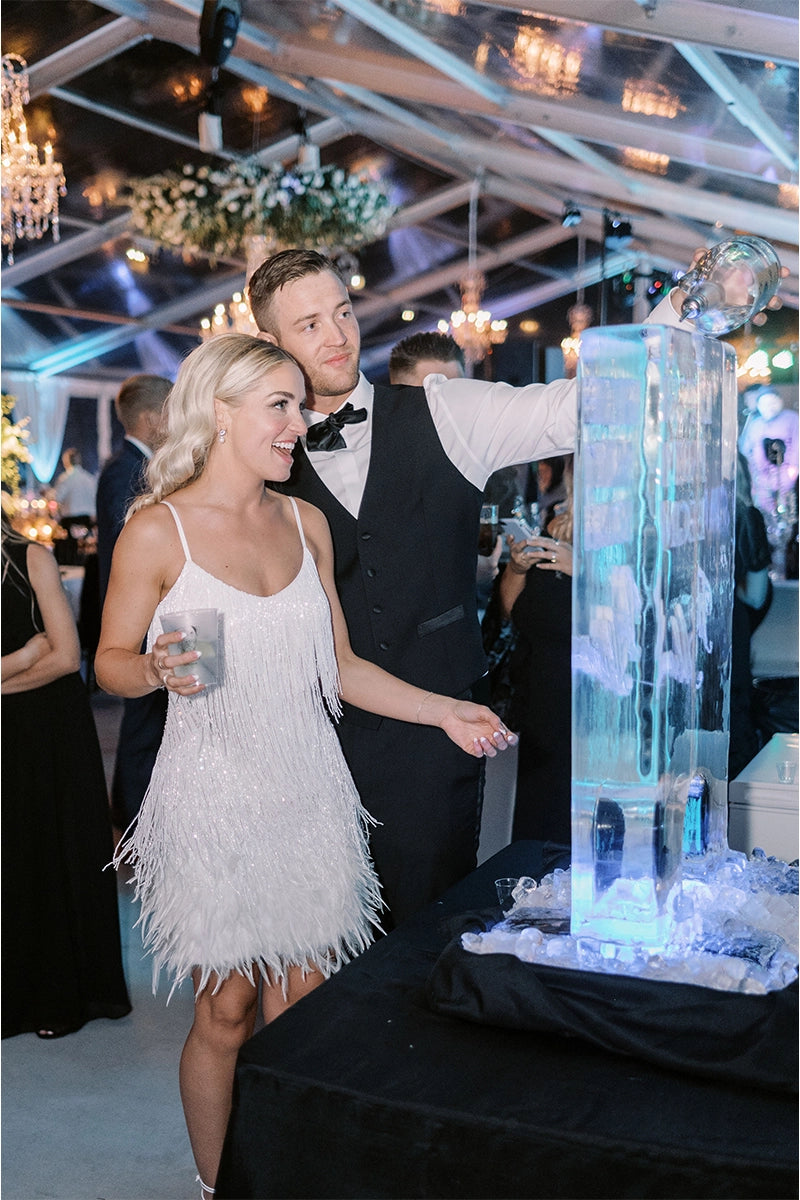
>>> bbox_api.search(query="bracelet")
[415,690,434,723]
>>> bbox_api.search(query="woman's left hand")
[521,536,573,577]
[439,700,519,758]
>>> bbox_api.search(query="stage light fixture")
[199,0,241,66]
[562,201,582,227]
[604,211,633,249]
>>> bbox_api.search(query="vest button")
[360,532,372,541]
[366,568,377,578]
[372,605,382,614]
[379,641,390,651]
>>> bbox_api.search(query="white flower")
[128,157,394,255]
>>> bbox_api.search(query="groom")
[247,249,690,929]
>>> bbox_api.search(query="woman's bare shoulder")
[117,500,184,563]
[25,539,60,581]
[289,496,332,547]
[290,495,329,530]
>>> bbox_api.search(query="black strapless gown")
[2,539,131,1037]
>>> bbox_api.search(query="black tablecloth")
[217,842,798,1200]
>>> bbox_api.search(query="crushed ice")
[464,849,798,994]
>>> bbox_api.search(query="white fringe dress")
[114,498,382,998]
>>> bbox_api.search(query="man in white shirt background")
[54,447,97,523]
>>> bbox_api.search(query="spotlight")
[604,211,633,248]
[199,0,241,67]
[562,201,582,228]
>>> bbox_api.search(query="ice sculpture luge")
[571,324,737,949]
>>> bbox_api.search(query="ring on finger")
[161,671,170,685]
[551,554,557,562]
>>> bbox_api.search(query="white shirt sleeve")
[426,292,685,491]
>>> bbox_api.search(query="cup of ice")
[161,608,221,687]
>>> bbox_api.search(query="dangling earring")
[218,428,227,444]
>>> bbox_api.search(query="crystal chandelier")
[621,80,684,120]
[511,26,581,97]
[200,233,267,339]
[438,180,507,366]
[560,235,592,377]
[1,54,66,265]
[200,291,258,340]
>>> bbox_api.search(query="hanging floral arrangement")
[1,393,31,499]
[126,158,395,259]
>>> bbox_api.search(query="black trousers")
[110,690,168,829]
[337,679,488,931]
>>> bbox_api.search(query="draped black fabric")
[427,927,798,1092]
[217,842,798,1200]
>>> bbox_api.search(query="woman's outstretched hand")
[433,697,519,758]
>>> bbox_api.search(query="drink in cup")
[161,608,221,687]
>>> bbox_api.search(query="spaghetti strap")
[288,496,307,551]
[161,501,193,563]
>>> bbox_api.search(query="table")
[729,732,799,860]
[216,842,797,1200]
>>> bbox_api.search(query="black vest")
[277,384,486,724]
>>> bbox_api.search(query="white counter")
[728,732,799,861]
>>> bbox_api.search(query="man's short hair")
[115,374,171,433]
[247,249,345,332]
[388,332,465,380]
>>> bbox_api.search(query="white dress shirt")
[54,466,98,518]
[303,294,684,517]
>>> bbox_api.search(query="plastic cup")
[495,877,519,911]
[161,608,221,686]
[775,760,798,785]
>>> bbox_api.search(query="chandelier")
[511,26,581,97]
[438,180,507,366]
[560,235,592,377]
[200,291,258,340]
[621,80,684,120]
[1,54,66,265]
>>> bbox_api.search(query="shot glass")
[495,877,519,912]
[161,608,221,687]
[776,760,798,785]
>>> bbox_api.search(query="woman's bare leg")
[179,969,259,1196]
[261,962,326,1025]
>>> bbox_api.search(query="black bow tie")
[305,403,367,452]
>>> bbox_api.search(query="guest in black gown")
[498,457,574,874]
[729,453,773,778]
[1,516,131,1039]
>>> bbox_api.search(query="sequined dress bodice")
[115,497,381,996]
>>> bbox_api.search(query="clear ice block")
[571,324,737,948]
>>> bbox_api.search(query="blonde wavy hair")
[128,335,300,516]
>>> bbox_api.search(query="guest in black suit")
[246,250,695,929]
[96,374,171,829]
